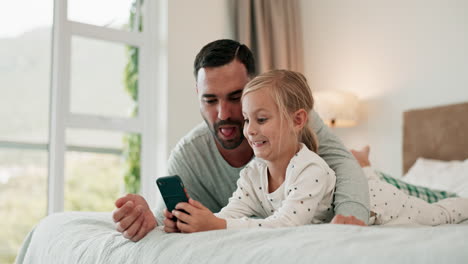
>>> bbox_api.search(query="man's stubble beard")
[202,116,245,150]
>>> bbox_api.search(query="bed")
[403,102,468,173]
[15,102,468,264]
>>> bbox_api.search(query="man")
[112,39,369,241]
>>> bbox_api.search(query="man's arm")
[112,143,201,239]
[310,110,370,224]
[112,141,195,239]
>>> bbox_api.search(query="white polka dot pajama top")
[215,144,336,229]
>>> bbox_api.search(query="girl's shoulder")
[294,143,322,162]
[240,158,266,177]
[293,144,334,174]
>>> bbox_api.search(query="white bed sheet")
[16,212,468,264]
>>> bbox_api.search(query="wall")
[167,0,234,154]
[165,1,468,177]
[301,0,468,176]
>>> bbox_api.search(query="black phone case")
[156,175,189,221]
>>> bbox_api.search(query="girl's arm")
[169,168,261,233]
[215,169,263,219]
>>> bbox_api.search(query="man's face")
[196,60,250,150]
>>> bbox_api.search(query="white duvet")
[16,212,468,264]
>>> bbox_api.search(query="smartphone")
[156,175,189,221]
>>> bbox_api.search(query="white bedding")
[16,212,468,264]
[404,158,468,197]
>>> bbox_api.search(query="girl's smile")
[250,139,268,148]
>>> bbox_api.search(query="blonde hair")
[242,70,318,152]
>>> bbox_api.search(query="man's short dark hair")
[193,39,256,79]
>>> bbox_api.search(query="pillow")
[403,158,468,198]
[375,170,458,203]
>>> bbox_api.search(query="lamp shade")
[313,90,360,127]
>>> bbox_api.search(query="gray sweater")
[154,110,370,224]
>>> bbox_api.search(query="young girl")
[164,70,468,232]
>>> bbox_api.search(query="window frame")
[48,0,167,214]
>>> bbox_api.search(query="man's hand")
[112,194,157,241]
[331,214,367,226]
[170,199,226,233]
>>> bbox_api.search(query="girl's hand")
[163,208,180,233]
[172,199,226,233]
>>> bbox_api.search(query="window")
[0,0,167,262]
[68,0,136,31]
[70,36,138,118]
[0,1,53,262]
[0,149,48,263]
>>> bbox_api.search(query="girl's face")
[242,88,298,163]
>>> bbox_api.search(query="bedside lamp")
[314,90,360,128]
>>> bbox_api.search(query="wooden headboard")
[403,102,468,174]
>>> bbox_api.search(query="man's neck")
[215,139,253,168]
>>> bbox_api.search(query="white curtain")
[235,0,304,74]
